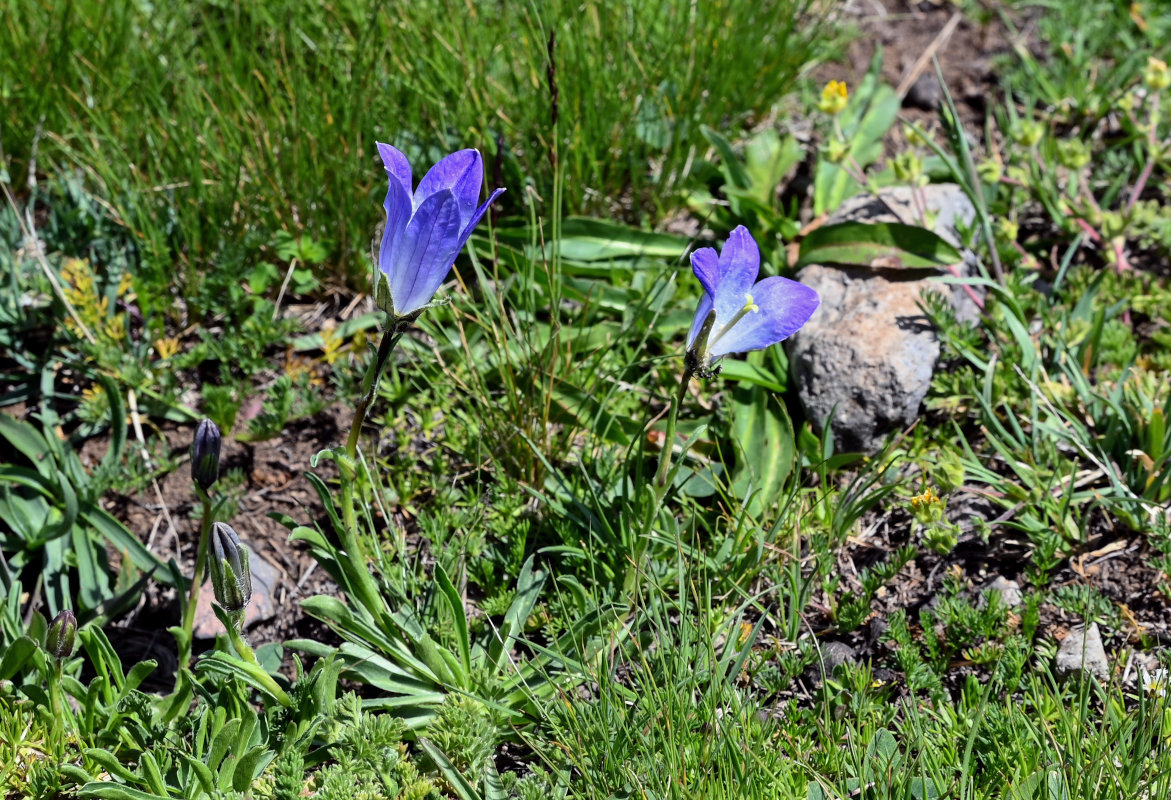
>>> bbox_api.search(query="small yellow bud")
[154,337,181,360]
[1056,138,1091,170]
[976,159,1003,184]
[824,138,849,164]
[891,151,924,186]
[910,485,945,525]
[1144,57,1170,91]
[1013,120,1045,148]
[819,80,849,115]
[903,124,930,149]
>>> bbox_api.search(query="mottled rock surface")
[787,184,980,453]
[1055,623,1110,683]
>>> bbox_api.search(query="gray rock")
[904,74,943,111]
[786,184,980,453]
[803,640,857,686]
[817,640,856,678]
[1055,623,1110,683]
[982,576,1023,608]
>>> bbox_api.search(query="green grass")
[2,0,823,326]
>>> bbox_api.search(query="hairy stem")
[178,490,213,667]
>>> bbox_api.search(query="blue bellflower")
[376,143,505,317]
[686,226,819,371]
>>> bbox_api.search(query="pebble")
[1054,623,1110,683]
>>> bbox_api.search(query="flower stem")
[178,489,213,668]
[346,322,404,460]
[225,610,291,707]
[339,320,404,616]
[653,366,695,492]
[49,659,64,721]
[625,366,696,597]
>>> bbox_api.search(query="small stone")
[982,576,1023,608]
[819,640,856,677]
[804,640,857,686]
[1055,623,1109,683]
[904,74,942,111]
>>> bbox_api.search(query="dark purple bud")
[47,609,77,659]
[210,522,252,613]
[191,418,222,491]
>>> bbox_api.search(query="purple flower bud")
[209,522,251,613]
[191,419,222,491]
[47,609,77,659]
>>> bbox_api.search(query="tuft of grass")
[2,0,827,317]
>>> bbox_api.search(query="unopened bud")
[1144,57,1169,92]
[191,419,222,491]
[1013,120,1045,148]
[47,609,77,659]
[210,522,252,613]
[1057,139,1090,170]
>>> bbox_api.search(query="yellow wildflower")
[819,80,848,115]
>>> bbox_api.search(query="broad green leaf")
[232,745,275,793]
[0,414,51,476]
[82,749,143,786]
[0,636,36,680]
[731,383,795,518]
[77,785,162,800]
[796,221,962,269]
[701,125,752,190]
[502,217,686,263]
[488,556,545,673]
[420,739,484,800]
[176,753,216,797]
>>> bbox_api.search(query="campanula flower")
[375,143,505,318]
[686,226,818,371]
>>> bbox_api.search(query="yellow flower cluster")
[819,80,848,115]
[61,258,127,345]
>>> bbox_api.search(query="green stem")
[225,612,292,707]
[339,321,404,616]
[49,659,63,721]
[653,366,695,492]
[346,323,403,460]
[178,490,213,668]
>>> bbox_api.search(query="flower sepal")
[209,522,252,614]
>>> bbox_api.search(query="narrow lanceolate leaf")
[795,221,963,270]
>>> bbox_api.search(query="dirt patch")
[87,405,351,687]
[816,0,1021,151]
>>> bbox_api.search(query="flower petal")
[377,142,414,198]
[690,247,721,299]
[686,292,714,351]
[390,189,463,315]
[416,149,484,225]
[711,226,761,325]
[707,276,819,357]
[378,156,414,283]
[454,187,505,252]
